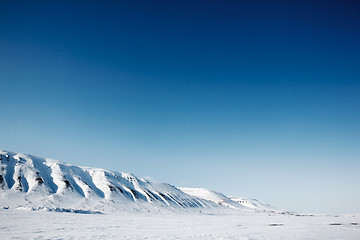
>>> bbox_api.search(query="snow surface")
[1,208,359,240]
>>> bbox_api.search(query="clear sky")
[1,0,359,214]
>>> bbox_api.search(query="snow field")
[0,209,359,240]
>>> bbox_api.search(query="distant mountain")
[0,150,214,211]
[229,197,276,211]
[179,187,247,209]
[180,187,275,211]
[0,149,275,213]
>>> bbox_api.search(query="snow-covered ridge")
[0,149,276,214]
[229,196,276,211]
[179,187,247,209]
[0,150,212,211]
[180,187,275,211]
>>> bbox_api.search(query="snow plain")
[1,208,359,240]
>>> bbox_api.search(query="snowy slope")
[230,196,276,211]
[179,187,247,209]
[180,187,275,211]
[0,150,213,211]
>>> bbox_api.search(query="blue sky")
[1,0,359,214]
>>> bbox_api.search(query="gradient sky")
[1,0,359,214]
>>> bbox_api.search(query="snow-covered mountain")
[180,187,275,211]
[0,150,214,211]
[0,149,275,213]
[179,187,247,209]
[229,196,276,211]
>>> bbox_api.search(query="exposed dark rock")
[0,174,4,189]
[35,177,44,184]
[64,179,71,188]
[15,176,22,191]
